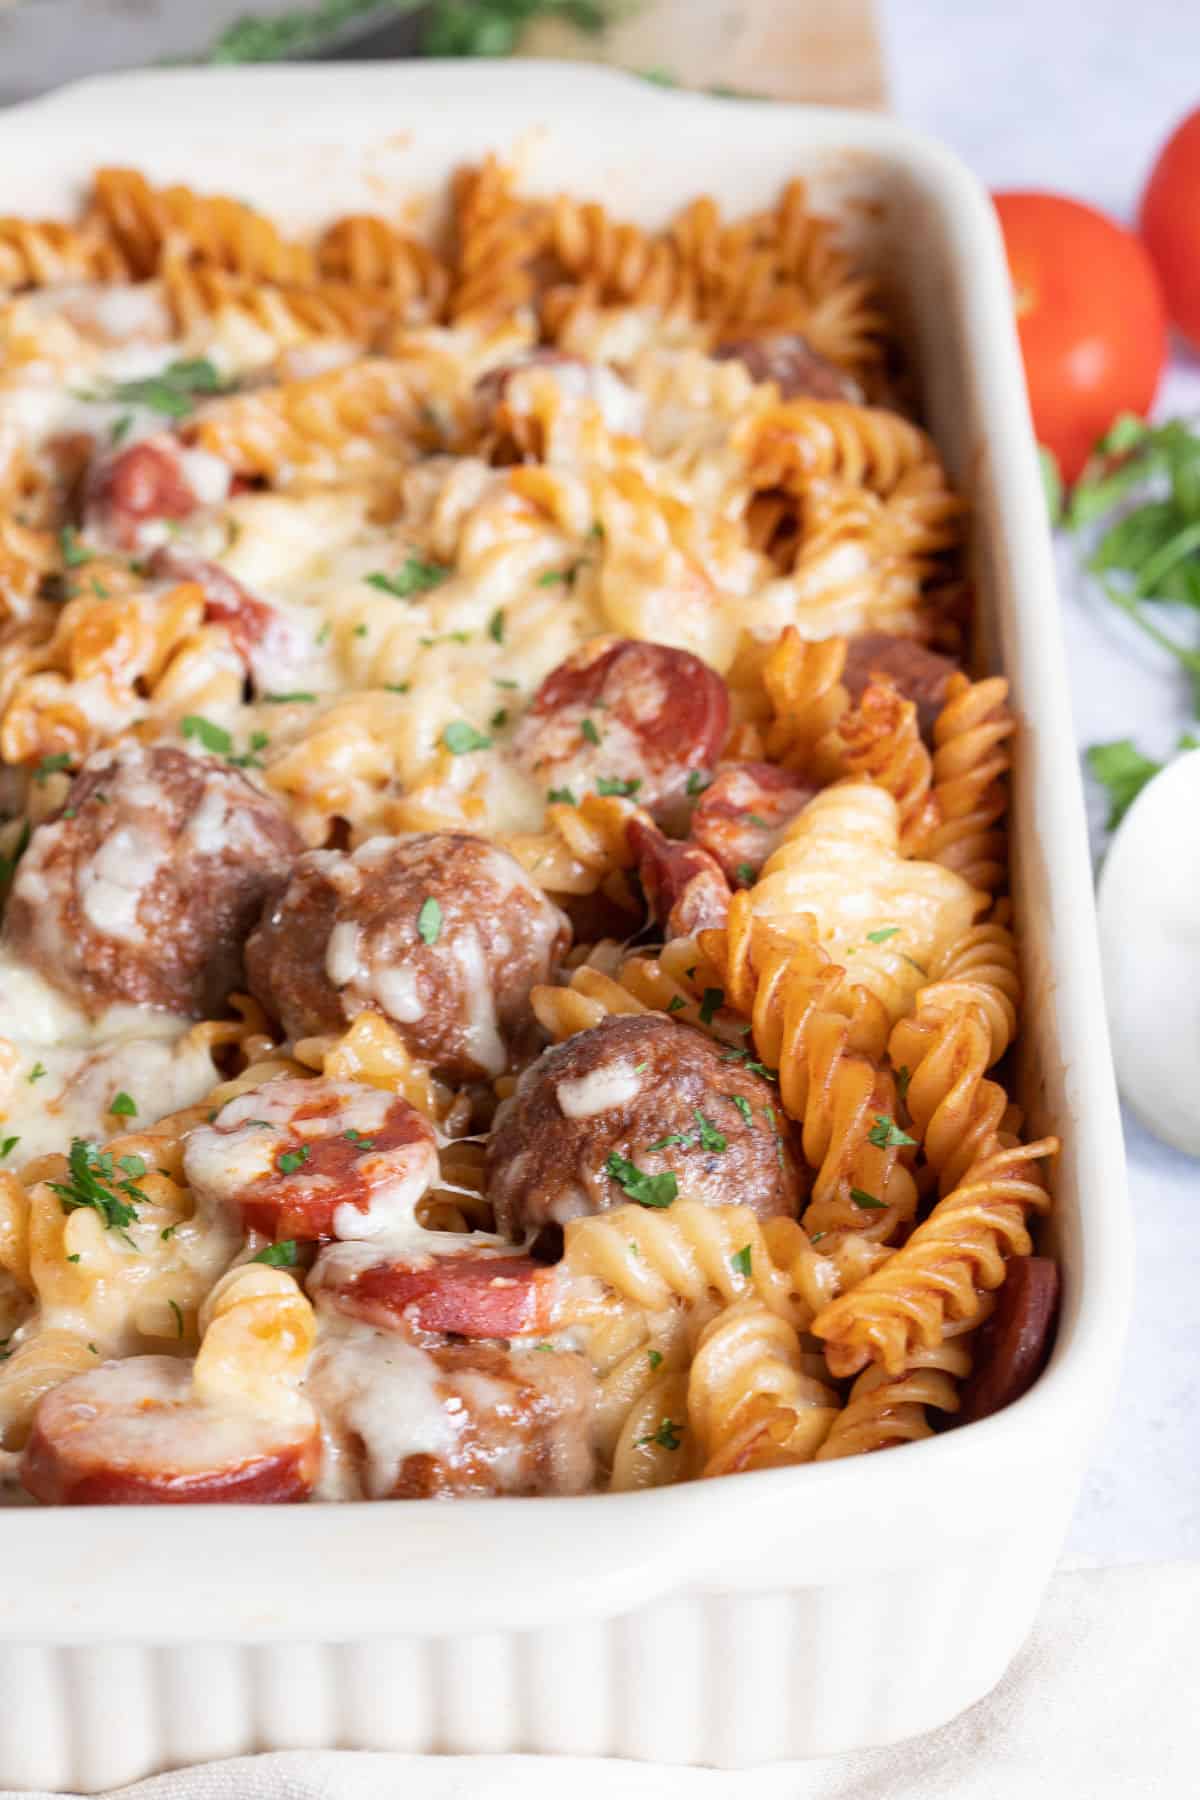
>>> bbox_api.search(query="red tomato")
[1139,107,1200,350]
[993,192,1168,482]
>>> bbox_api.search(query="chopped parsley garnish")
[726,1094,753,1126]
[866,926,900,944]
[353,624,368,638]
[693,1110,727,1153]
[180,714,232,755]
[604,1152,678,1209]
[0,1136,18,1159]
[735,862,755,886]
[276,1146,310,1175]
[168,1298,184,1338]
[718,1046,779,1082]
[644,1132,688,1153]
[745,813,770,828]
[490,708,509,730]
[67,1253,80,1263]
[810,1230,827,1244]
[685,770,711,796]
[316,621,331,645]
[547,786,577,806]
[34,752,72,785]
[646,1348,663,1370]
[226,730,269,770]
[48,1137,145,1230]
[365,557,448,598]
[595,775,641,797]
[110,1091,137,1117]
[384,682,411,694]
[580,717,601,746]
[106,357,223,418]
[442,721,492,755]
[117,1155,146,1179]
[729,1244,752,1277]
[253,1240,299,1266]
[264,691,317,704]
[488,608,506,643]
[160,1225,176,1241]
[110,413,133,446]
[27,1062,46,1084]
[850,1187,886,1210]
[867,1114,917,1150]
[344,1129,375,1150]
[91,578,110,598]
[59,525,91,567]
[417,896,442,945]
[495,676,518,689]
[537,567,572,586]
[638,1417,683,1451]
[895,1065,912,1103]
[698,987,724,1026]
[666,995,686,1014]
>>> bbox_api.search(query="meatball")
[842,634,959,739]
[21,1356,319,1505]
[511,638,730,827]
[4,742,303,1018]
[305,1323,596,1498]
[486,1012,802,1238]
[245,833,570,1080]
[183,1075,439,1243]
[713,333,864,403]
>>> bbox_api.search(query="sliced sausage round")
[84,434,229,552]
[511,638,730,827]
[958,1256,1060,1425]
[310,1240,559,1338]
[4,741,303,1018]
[183,1075,439,1243]
[689,761,818,885]
[486,1011,801,1238]
[21,1356,319,1505]
[626,816,731,937]
[304,1325,596,1498]
[245,833,570,1080]
[842,634,960,739]
[713,332,864,403]
[148,547,309,695]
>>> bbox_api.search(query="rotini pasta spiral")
[687,1296,839,1474]
[926,673,1015,894]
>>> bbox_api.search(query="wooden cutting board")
[520,0,887,108]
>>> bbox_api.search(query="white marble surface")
[889,0,1200,1563]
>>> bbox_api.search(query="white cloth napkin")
[8,1560,1193,1800]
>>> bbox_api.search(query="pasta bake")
[0,156,1059,1503]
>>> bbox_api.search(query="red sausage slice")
[842,634,960,740]
[513,639,730,826]
[85,436,204,549]
[315,1247,559,1339]
[713,333,863,403]
[627,816,731,937]
[690,761,817,884]
[21,1357,319,1505]
[959,1257,1061,1425]
[183,1077,440,1244]
[149,547,307,693]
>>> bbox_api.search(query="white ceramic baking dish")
[0,62,1131,1792]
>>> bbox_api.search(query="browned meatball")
[713,333,863,402]
[486,1012,802,1238]
[4,742,303,1018]
[843,634,959,739]
[305,1327,596,1498]
[245,833,570,1080]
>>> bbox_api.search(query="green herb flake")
[637,1417,683,1451]
[604,1152,678,1209]
[730,1243,752,1277]
[580,717,601,746]
[666,995,687,1014]
[110,1091,137,1118]
[867,1114,917,1150]
[276,1146,310,1176]
[866,926,900,944]
[67,1253,80,1263]
[0,1136,18,1159]
[686,769,711,796]
[442,721,492,755]
[365,557,448,598]
[48,1137,140,1231]
[28,1062,46,1085]
[726,1094,753,1126]
[417,895,442,945]
[107,357,222,419]
[180,714,232,755]
[110,413,133,446]
[34,752,72,785]
[850,1186,886,1210]
[547,786,577,806]
[595,775,641,797]
[895,1065,912,1103]
[693,1109,727,1153]
[537,568,571,586]
[59,525,91,567]
[384,682,411,694]
[735,862,755,887]
[698,987,724,1026]
[264,691,317,704]
[168,1298,184,1338]
[253,1240,299,1266]
[646,1348,663,1370]
[344,1129,375,1150]
[490,707,509,730]
[488,608,506,644]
